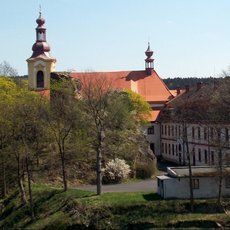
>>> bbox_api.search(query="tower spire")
[39,4,41,17]
[30,11,50,58]
[145,42,154,75]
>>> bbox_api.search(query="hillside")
[0,184,229,229]
[163,77,219,90]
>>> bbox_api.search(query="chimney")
[185,85,189,93]
[176,87,181,95]
[197,82,202,91]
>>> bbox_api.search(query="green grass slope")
[0,184,229,229]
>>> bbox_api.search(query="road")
[78,179,157,193]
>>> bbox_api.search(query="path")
[78,179,157,193]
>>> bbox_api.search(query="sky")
[1,0,230,78]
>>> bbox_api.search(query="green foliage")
[0,185,229,229]
[135,161,156,179]
[124,89,151,123]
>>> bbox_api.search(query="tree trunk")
[60,143,67,191]
[187,149,194,212]
[61,154,68,192]
[132,156,137,179]
[96,128,104,195]
[217,149,223,205]
[184,124,194,212]
[26,156,35,221]
[96,146,102,195]
[17,156,27,205]
[1,157,7,198]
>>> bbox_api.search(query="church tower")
[27,10,56,90]
[145,42,154,75]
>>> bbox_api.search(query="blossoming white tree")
[103,158,131,184]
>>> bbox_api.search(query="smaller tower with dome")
[27,10,56,90]
[145,42,154,75]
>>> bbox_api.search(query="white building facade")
[156,82,230,166]
[160,122,230,166]
[157,166,230,199]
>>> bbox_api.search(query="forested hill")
[16,76,220,90]
[163,77,219,90]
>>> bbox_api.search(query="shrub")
[135,161,156,179]
[103,158,131,184]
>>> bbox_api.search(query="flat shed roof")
[167,166,230,178]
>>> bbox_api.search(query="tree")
[160,96,208,212]
[45,78,81,191]
[79,75,151,195]
[12,89,48,220]
[0,61,18,77]
[0,77,18,198]
[208,77,230,205]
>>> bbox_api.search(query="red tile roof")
[149,109,161,121]
[69,70,173,103]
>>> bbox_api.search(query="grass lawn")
[0,184,229,229]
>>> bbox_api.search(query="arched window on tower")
[37,71,44,88]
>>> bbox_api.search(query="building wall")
[158,176,230,199]
[160,122,230,166]
[27,59,55,90]
[146,123,161,156]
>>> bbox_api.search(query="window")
[161,125,164,135]
[211,151,214,165]
[148,126,154,135]
[226,177,230,188]
[192,127,195,139]
[168,125,171,136]
[172,126,174,136]
[179,126,181,136]
[204,150,208,164]
[172,144,175,155]
[217,128,221,141]
[192,179,199,189]
[210,127,214,140]
[197,127,201,139]
[225,128,229,142]
[192,148,196,166]
[179,144,182,151]
[169,144,171,155]
[37,71,44,88]
[165,143,167,154]
[165,125,167,136]
[185,126,188,136]
[175,126,178,136]
[198,149,201,162]
[204,127,207,140]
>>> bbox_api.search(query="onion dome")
[145,42,154,59]
[32,41,50,53]
[36,12,45,27]
[30,12,51,58]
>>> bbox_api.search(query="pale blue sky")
[1,0,230,78]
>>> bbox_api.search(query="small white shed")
[157,166,230,199]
